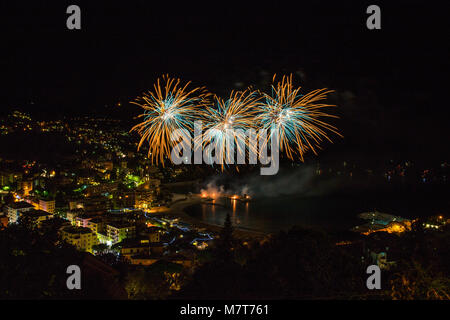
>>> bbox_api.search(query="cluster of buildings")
[3,200,54,225]
[352,210,448,235]
[422,215,448,230]
[0,112,203,270]
[65,208,139,246]
[312,159,449,185]
[352,211,413,235]
[0,194,209,268]
[62,209,205,267]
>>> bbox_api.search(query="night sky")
[2,1,449,160]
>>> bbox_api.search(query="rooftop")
[22,209,52,217]
[107,222,135,229]
[130,254,162,260]
[89,217,104,223]
[146,226,165,233]
[62,226,93,234]
[7,201,34,209]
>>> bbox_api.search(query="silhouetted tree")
[0,223,124,299]
[390,261,450,300]
[214,213,235,263]
[17,213,38,231]
[176,226,367,299]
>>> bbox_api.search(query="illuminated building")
[66,208,84,223]
[146,226,162,242]
[423,215,447,230]
[21,180,33,196]
[385,221,408,233]
[85,182,118,197]
[120,240,152,260]
[74,214,94,228]
[68,199,84,211]
[0,172,10,186]
[0,170,22,187]
[60,226,99,253]
[69,196,111,213]
[120,240,172,264]
[39,198,55,213]
[353,211,412,235]
[6,201,34,224]
[87,217,105,234]
[134,189,157,209]
[106,222,136,244]
[97,232,111,245]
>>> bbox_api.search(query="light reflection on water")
[186,189,446,234]
[192,195,360,233]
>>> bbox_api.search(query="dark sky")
[2,1,449,159]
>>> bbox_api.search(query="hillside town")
[0,111,448,300]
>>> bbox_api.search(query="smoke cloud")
[200,165,341,199]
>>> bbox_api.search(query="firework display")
[256,74,342,161]
[199,89,261,168]
[131,74,341,167]
[130,75,210,165]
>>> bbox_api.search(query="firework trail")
[256,74,342,161]
[198,89,261,169]
[130,75,210,165]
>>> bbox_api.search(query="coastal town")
[0,112,270,273]
[0,111,448,300]
[2,1,449,308]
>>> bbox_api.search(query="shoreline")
[162,194,269,241]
